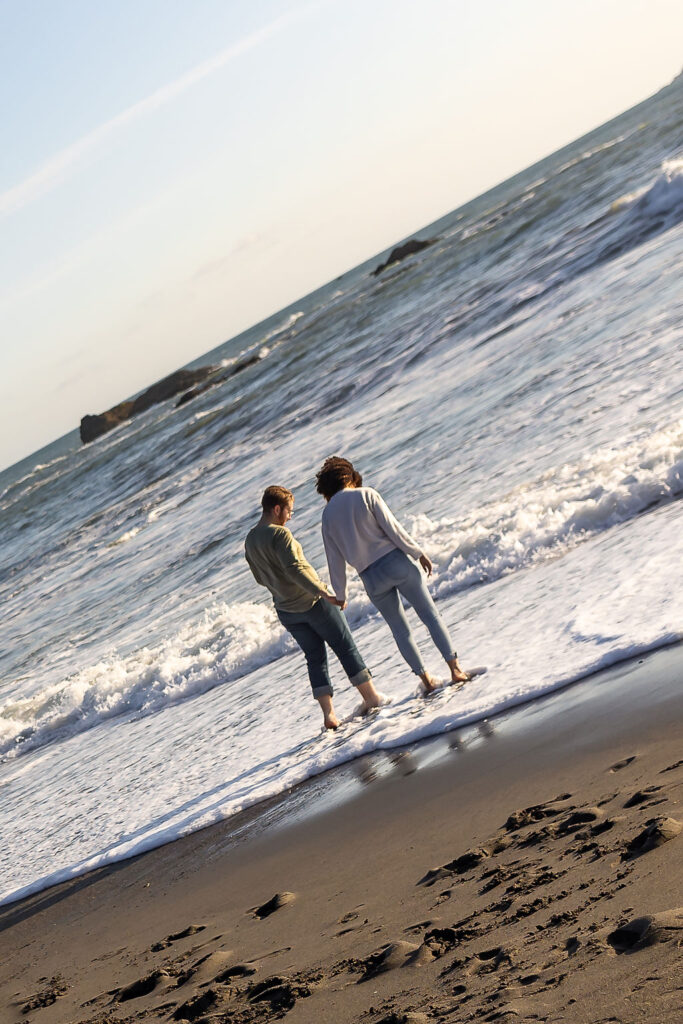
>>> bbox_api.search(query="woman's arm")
[367,489,424,561]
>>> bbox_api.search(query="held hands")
[322,591,346,607]
[419,553,433,577]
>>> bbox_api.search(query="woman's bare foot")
[447,657,470,684]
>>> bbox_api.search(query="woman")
[316,456,469,693]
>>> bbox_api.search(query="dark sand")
[1,645,682,1024]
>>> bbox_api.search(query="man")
[245,485,382,729]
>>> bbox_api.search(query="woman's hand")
[419,554,433,576]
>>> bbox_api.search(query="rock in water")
[372,238,438,276]
[80,402,135,443]
[80,366,217,443]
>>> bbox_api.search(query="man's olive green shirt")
[244,521,326,612]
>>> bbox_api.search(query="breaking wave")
[2,420,680,762]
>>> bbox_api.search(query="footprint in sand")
[150,923,206,952]
[503,794,573,832]
[116,969,170,1002]
[418,847,491,886]
[623,786,662,807]
[622,816,681,858]
[175,950,256,988]
[337,906,366,924]
[249,891,296,919]
[609,755,637,773]
[466,946,513,976]
[173,987,220,1020]
[20,975,68,1013]
[607,908,683,952]
[244,975,313,1012]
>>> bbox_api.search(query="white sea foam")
[2,420,680,763]
[418,420,683,598]
[2,92,682,909]
[0,602,286,761]
[263,310,303,342]
[554,129,636,176]
[192,404,225,422]
[108,526,141,546]
[32,456,67,472]
[0,452,71,508]
[1,495,681,907]
[611,156,683,222]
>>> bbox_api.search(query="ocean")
[1,75,682,907]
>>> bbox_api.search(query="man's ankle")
[357,680,381,706]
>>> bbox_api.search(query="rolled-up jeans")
[277,598,371,698]
[360,548,456,676]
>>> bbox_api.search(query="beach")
[2,644,681,1024]
[1,70,682,1024]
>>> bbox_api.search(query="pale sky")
[1,0,681,470]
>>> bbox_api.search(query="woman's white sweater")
[321,487,423,602]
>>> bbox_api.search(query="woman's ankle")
[419,671,438,692]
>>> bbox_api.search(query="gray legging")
[360,548,456,675]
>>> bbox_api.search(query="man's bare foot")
[317,694,340,729]
[418,671,440,694]
[447,657,470,684]
[357,679,382,712]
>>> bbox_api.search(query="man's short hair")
[261,485,293,512]
[315,457,363,500]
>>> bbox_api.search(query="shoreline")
[1,643,682,1022]
[2,640,683,911]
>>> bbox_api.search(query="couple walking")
[245,456,469,729]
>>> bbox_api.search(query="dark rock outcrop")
[175,351,262,408]
[80,367,217,443]
[80,402,135,444]
[372,237,438,277]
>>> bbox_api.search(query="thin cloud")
[0,6,316,220]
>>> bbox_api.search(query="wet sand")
[1,644,682,1024]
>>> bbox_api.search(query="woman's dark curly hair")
[315,456,363,500]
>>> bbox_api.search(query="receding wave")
[2,420,680,762]
[610,155,683,230]
[423,419,683,598]
[500,155,683,314]
[0,453,71,510]
[579,155,683,274]
[264,310,304,341]
[0,604,289,761]
[553,129,637,176]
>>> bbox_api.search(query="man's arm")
[322,519,348,605]
[244,549,264,586]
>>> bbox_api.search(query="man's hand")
[419,553,433,576]
[321,591,338,603]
